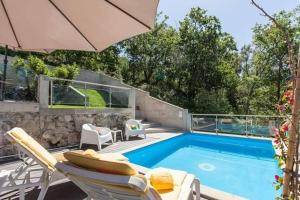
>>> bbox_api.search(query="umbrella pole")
[1,45,8,101]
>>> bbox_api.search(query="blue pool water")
[125,133,282,200]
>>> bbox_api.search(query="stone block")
[42,130,64,145]
[64,115,72,122]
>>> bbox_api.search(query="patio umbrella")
[0,0,159,51]
[0,0,159,98]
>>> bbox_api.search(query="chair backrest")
[5,127,57,171]
[82,124,94,131]
[126,119,139,127]
[87,123,97,129]
[82,124,110,135]
[98,127,111,135]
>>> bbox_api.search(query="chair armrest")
[97,127,111,135]
[137,122,144,130]
[81,129,100,140]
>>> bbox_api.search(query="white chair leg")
[97,142,102,151]
[37,172,50,200]
[19,188,25,200]
[79,141,83,149]
[194,179,201,200]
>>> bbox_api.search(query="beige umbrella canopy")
[0,0,158,100]
[0,0,159,52]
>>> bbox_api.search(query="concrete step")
[141,122,161,129]
[145,127,182,134]
[135,119,144,123]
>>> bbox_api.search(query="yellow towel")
[149,169,174,190]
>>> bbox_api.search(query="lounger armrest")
[137,121,144,130]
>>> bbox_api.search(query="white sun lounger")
[56,161,201,200]
[1,127,66,200]
[3,127,201,200]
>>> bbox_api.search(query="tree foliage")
[12,56,79,100]
[121,9,239,113]
[236,7,299,115]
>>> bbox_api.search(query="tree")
[51,64,79,80]
[120,9,240,113]
[236,44,282,115]
[176,7,239,112]
[251,1,300,198]
[13,56,50,100]
[121,15,180,98]
[252,13,292,102]
[41,46,121,77]
[13,56,79,100]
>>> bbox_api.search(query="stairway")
[136,119,183,134]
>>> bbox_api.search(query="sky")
[158,0,299,49]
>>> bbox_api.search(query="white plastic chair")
[80,124,113,150]
[125,119,146,140]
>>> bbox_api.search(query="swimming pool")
[125,133,281,200]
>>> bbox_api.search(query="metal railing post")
[109,88,112,108]
[84,83,87,109]
[245,116,248,137]
[215,115,218,134]
[50,80,53,108]
[191,114,193,132]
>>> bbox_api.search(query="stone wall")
[0,108,132,157]
[135,89,190,130]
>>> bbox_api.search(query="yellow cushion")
[83,149,100,158]
[69,149,128,161]
[148,169,174,190]
[63,150,137,175]
[8,128,57,170]
[53,152,67,162]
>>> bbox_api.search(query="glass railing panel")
[111,88,130,108]
[49,78,130,109]
[191,114,283,137]
[192,115,217,132]
[218,115,247,136]
[0,80,37,102]
[51,83,86,107]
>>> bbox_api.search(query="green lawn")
[49,105,107,109]
[50,88,108,109]
[78,88,107,107]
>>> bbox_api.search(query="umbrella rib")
[0,0,21,48]
[104,0,152,30]
[49,0,98,51]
